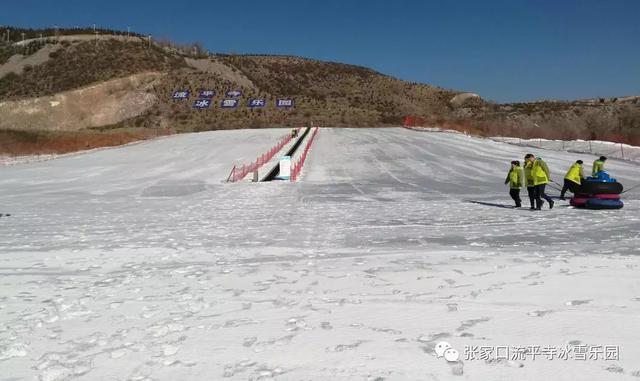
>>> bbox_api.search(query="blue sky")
[2,0,639,103]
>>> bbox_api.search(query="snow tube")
[593,194,620,200]
[574,181,623,195]
[570,197,589,207]
[584,198,624,210]
[587,172,617,183]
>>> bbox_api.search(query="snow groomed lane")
[262,127,311,181]
[1,127,639,380]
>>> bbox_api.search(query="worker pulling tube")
[506,155,625,211]
[561,156,624,210]
[571,170,624,210]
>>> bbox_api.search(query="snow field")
[1,128,639,380]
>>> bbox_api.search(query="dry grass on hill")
[0,127,172,156]
[0,39,184,100]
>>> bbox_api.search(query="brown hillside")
[0,39,184,100]
[0,28,639,154]
[219,55,457,125]
[0,37,461,133]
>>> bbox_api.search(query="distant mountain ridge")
[0,26,638,154]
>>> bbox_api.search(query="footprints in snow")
[0,342,28,361]
[326,340,367,353]
[566,299,592,306]
[457,317,490,332]
[222,359,285,379]
[527,310,554,317]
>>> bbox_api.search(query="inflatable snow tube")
[593,194,621,200]
[570,197,589,207]
[586,172,616,183]
[584,198,624,210]
[574,181,623,195]
[586,177,617,183]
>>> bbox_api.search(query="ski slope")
[1,128,639,381]
[494,136,640,162]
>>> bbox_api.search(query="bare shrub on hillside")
[584,110,612,140]
[617,107,640,145]
[0,127,171,155]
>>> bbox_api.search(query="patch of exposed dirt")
[0,44,61,79]
[185,57,255,90]
[0,72,163,131]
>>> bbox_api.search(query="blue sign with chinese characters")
[221,99,239,108]
[199,90,216,99]
[226,90,242,97]
[248,99,266,108]
[172,90,190,100]
[276,98,295,108]
[193,99,211,109]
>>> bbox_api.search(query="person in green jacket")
[504,160,523,207]
[592,156,607,177]
[525,153,554,210]
[523,156,536,209]
[560,160,584,200]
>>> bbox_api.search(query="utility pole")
[148,34,152,49]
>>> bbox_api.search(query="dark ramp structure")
[262,127,311,182]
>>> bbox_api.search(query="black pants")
[527,187,536,208]
[534,184,553,209]
[560,179,578,198]
[509,188,522,207]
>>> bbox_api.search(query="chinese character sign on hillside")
[172,90,190,100]
[193,99,211,109]
[199,90,216,98]
[221,99,239,108]
[226,90,242,97]
[248,99,266,108]
[276,98,294,108]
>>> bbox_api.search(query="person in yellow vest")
[560,160,584,200]
[592,156,607,177]
[525,154,554,210]
[504,160,523,207]
[523,155,536,209]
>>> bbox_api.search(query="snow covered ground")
[1,154,65,166]
[492,136,640,162]
[1,127,639,380]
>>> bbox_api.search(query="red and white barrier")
[226,129,299,182]
[291,127,319,181]
[404,115,425,127]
